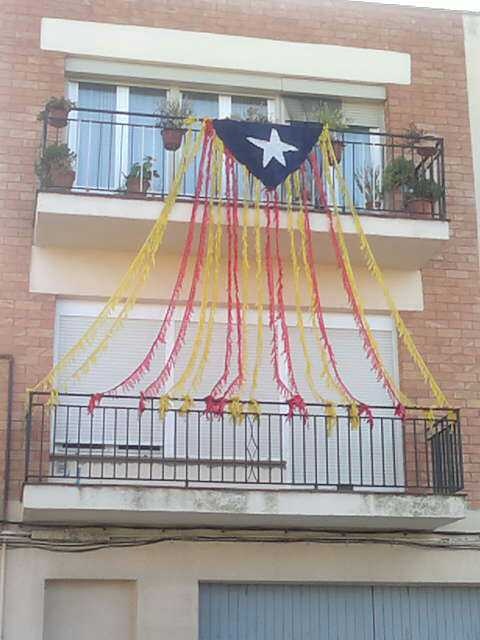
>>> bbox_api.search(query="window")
[54,301,400,487]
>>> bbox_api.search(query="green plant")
[37,96,76,121]
[382,157,415,192]
[232,105,269,123]
[313,104,348,130]
[124,156,159,182]
[355,166,383,208]
[35,143,76,186]
[408,176,444,202]
[156,99,192,129]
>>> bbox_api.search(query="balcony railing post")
[24,391,33,484]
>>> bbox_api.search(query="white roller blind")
[343,99,385,129]
[55,308,166,446]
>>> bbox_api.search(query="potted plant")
[123,156,159,194]
[406,176,444,217]
[404,122,437,160]
[354,166,383,210]
[313,104,348,165]
[156,99,192,151]
[382,157,415,211]
[37,96,76,129]
[35,143,76,189]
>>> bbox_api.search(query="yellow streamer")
[158,395,172,420]
[167,143,221,396]
[319,132,410,408]
[31,121,206,394]
[350,403,360,430]
[179,395,194,415]
[320,129,448,408]
[292,171,352,407]
[190,137,224,392]
[228,396,244,423]
[286,175,329,406]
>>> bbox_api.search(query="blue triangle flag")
[212,119,322,189]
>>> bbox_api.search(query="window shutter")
[55,313,166,446]
[343,100,385,129]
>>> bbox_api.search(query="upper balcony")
[22,392,465,531]
[33,108,449,271]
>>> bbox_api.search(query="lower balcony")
[23,393,466,530]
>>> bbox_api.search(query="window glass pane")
[181,92,219,196]
[76,83,116,190]
[128,87,167,194]
[182,91,219,119]
[231,96,268,121]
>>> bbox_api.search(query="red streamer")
[88,123,215,414]
[139,129,216,402]
[298,163,374,427]
[264,191,292,399]
[222,152,245,399]
[309,153,404,417]
[209,153,236,399]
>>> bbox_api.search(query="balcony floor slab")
[22,483,466,531]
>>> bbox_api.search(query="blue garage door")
[199,583,480,640]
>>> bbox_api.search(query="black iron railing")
[39,107,447,220]
[25,393,462,494]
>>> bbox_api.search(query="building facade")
[1,0,480,638]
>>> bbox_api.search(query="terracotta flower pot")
[161,128,186,151]
[406,197,433,218]
[47,107,70,129]
[126,176,150,194]
[416,146,437,159]
[48,167,75,189]
[328,140,344,166]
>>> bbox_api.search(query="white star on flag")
[246,128,298,168]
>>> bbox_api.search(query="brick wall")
[1,0,479,504]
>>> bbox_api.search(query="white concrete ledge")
[41,18,411,85]
[34,191,450,270]
[23,484,466,531]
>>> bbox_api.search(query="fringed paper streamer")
[228,396,244,423]
[326,402,337,434]
[287,395,308,421]
[141,133,216,400]
[285,175,330,406]
[272,189,300,398]
[166,143,221,398]
[179,395,194,415]
[250,178,265,397]
[222,152,245,399]
[240,164,251,392]
[247,399,261,417]
[158,395,172,420]
[350,403,360,430]
[33,121,207,396]
[320,129,448,408]
[96,125,216,401]
[190,138,224,393]
[309,153,408,414]
[293,171,364,410]
[209,153,238,398]
[205,395,228,418]
[264,191,292,399]
[46,388,59,408]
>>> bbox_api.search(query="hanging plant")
[313,104,348,166]
[156,99,192,151]
[404,122,437,160]
[37,96,76,129]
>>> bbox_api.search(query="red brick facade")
[1,0,479,505]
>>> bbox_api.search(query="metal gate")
[199,583,480,640]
